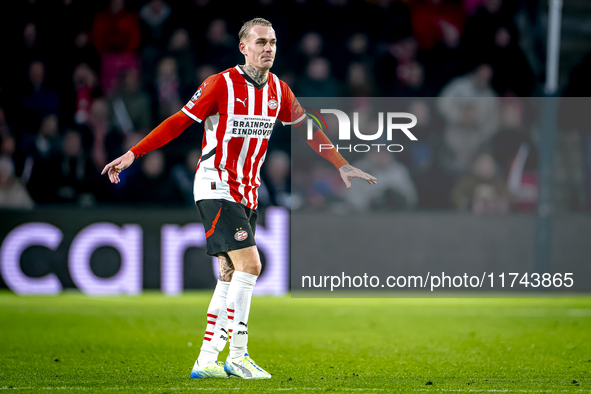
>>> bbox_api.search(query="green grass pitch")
[0,292,590,393]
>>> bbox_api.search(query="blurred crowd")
[0,0,589,213]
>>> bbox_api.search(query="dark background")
[0,0,590,294]
[0,0,590,211]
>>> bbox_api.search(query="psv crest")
[234,230,248,241]
[268,99,278,110]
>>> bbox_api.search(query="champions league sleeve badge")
[191,88,202,101]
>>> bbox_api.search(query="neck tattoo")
[242,65,268,85]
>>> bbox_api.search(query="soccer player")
[102,18,376,379]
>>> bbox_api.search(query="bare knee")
[246,259,262,276]
[227,246,261,276]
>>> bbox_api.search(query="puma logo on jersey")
[236,97,248,106]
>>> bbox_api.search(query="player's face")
[241,26,276,70]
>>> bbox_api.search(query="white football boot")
[224,353,271,379]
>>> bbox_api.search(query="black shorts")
[196,199,257,256]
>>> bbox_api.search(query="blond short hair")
[238,18,273,43]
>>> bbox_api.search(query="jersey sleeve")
[129,111,193,158]
[277,82,306,126]
[181,74,221,123]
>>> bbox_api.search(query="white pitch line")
[0,387,586,392]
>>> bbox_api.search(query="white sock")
[226,271,257,360]
[197,280,230,367]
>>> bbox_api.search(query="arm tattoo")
[218,253,235,282]
[242,65,268,85]
[340,164,354,172]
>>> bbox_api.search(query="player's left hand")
[339,164,377,189]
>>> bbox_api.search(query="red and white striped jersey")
[181,65,305,209]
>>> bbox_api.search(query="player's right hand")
[101,151,135,184]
